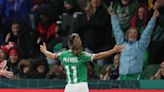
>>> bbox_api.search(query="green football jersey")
[57,50,94,84]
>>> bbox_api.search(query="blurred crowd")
[0,0,164,80]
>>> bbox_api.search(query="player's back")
[58,50,94,84]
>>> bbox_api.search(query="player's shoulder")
[57,49,70,56]
[81,51,93,56]
[62,50,70,53]
[62,49,72,55]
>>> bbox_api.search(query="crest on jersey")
[85,52,91,56]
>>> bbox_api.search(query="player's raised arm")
[93,44,124,60]
[40,42,57,59]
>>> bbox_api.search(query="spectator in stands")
[87,62,97,80]
[0,42,16,63]
[99,53,120,80]
[18,59,35,79]
[130,4,149,67]
[7,47,20,79]
[0,46,13,79]
[108,6,159,80]
[5,22,35,59]
[32,0,64,22]
[58,0,83,48]
[0,0,35,59]
[99,65,111,80]
[112,0,138,32]
[0,47,8,70]
[148,0,164,64]
[31,0,49,30]
[33,59,49,79]
[46,64,66,79]
[5,21,21,44]
[0,41,16,53]
[48,0,64,22]
[83,0,114,65]
[130,4,148,33]
[0,0,32,34]
[151,61,164,80]
[109,53,120,80]
[36,8,59,51]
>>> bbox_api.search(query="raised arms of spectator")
[138,10,159,49]
[108,6,124,44]
[111,16,124,44]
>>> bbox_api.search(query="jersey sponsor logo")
[63,57,78,63]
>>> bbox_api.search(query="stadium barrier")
[0,79,164,89]
[0,89,164,92]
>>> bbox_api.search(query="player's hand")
[40,42,47,54]
[113,44,124,53]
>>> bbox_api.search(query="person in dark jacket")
[18,59,35,79]
[148,0,164,64]
[7,47,20,79]
[83,0,114,65]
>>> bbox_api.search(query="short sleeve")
[83,52,95,62]
[57,51,63,61]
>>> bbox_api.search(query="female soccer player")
[40,33,123,92]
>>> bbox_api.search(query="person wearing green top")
[40,33,123,92]
[112,0,138,32]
